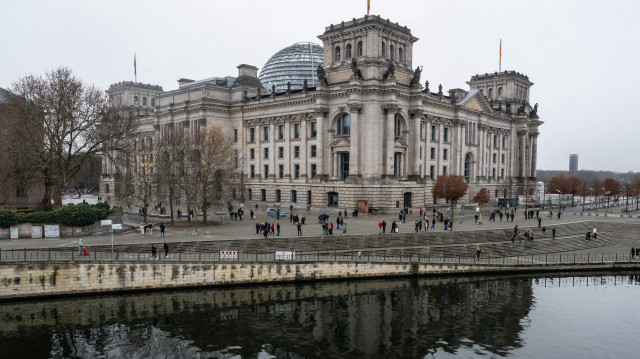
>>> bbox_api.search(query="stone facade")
[101,15,542,213]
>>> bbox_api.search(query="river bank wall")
[1,260,639,302]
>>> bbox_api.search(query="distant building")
[569,154,578,172]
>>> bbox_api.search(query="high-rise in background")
[569,154,579,172]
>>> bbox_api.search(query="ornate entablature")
[330,137,350,150]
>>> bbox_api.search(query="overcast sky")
[2,0,639,172]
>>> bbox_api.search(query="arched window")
[394,114,402,137]
[151,98,155,107]
[142,97,147,106]
[335,46,341,61]
[346,43,352,59]
[488,88,494,99]
[357,41,363,56]
[337,113,351,135]
[399,47,404,62]
[382,42,386,58]
[134,96,139,105]
[464,153,473,182]
[390,45,395,61]
[498,87,503,97]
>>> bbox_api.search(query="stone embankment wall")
[1,261,638,301]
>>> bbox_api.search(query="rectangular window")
[443,149,448,161]
[328,192,339,207]
[443,166,447,176]
[261,189,266,202]
[294,146,300,158]
[310,122,317,137]
[291,190,297,203]
[429,165,435,180]
[311,145,317,157]
[263,126,269,141]
[249,128,255,142]
[431,125,436,141]
[264,147,269,159]
[264,165,269,178]
[294,164,300,179]
[494,135,498,148]
[430,147,435,160]
[250,165,255,178]
[248,189,252,201]
[311,164,317,178]
[501,154,505,164]
[501,168,505,178]
[307,190,312,205]
[502,136,506,149]
[294,123,300,139]
[420,123,425,140]
[275,190,281,202]
[234,129,238,142]
[278,125,284,140]
[278,146,284,158]
[493,153,497,164]
[492,168,496,179]
[279,165,284,178]
[250,148,255,160]
[443,127,449,142]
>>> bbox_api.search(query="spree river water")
[1,272,638,358]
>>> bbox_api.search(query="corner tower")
[317,15,419,85]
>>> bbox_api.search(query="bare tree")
[189,127,236,223]
[432,175,469,221]
[154,126,187,223]
[120,134,156,223]
[6,67,134,210]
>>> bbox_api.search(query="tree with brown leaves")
[432,175,469,221]
[6,67,134,210]
[472,188,490,208]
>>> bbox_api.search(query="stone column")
[530,132,538,178]
[314,107,327,180]
[300,117,308,180]
[517,130,527,178]
[284,119,291,181]
[256,122,262,181]
[410,109,423,178]
[348,103,362,177]
[269,120,276,182]
[383,104,398,176]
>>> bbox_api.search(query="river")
[1,272,638,358]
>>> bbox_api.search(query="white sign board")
[9,227,18,239]
[101,220,113,226]
[275,251,296,260]
[220,250,238,260]
[111,224,123,230]
[31,226,43,238]
[44,224,60,238]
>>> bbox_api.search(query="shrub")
[0,203,113,228]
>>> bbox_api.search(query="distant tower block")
[569,154,579,172]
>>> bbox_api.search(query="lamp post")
[624,181,629,213]
[556,189,562,217]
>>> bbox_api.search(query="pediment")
[394,137,408,148]
[330,137,351,148]
[457,90,494,114]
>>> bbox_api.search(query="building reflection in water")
[1,274,637,358]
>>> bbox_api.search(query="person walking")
[163,241,169,258]
[277,222,281,236]
[475,247,481,260]
[160,223,165,237]
[537,217,542,228]
[552,227,556,240]
[593,227,597,239]
[140,223,145,236]
[342,222,348,235]
[151,244,157,259]
[297,222,302,236]
[78,238,83,256]
[148,223,153,236]
[382,220,387,233]
[378,220,383,234]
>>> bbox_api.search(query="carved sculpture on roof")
[409,66,422,87]
[382,59,395,80]
[423,80,429,93]
[351,58,363,80]
[271,84,276,98]
[438,84,443,96]
[517,100,526,115]
[316,65,328,85]
[286,81,291,94]
[303,79,308,91]
[530,103,538,117]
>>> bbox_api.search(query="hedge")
[0,202,112,228]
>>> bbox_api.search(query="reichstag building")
[102,14,542,213]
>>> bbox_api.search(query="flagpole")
[134,53,137,82]
[499,39,502,72]
[367,0,370,15]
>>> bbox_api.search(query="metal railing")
[1,247,639,266]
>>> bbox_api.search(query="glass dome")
[259,42,324,93]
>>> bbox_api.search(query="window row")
[248,188,311,205]
[242,122,317,142]
[334,41,364,61]
[249,163,317,180]
[133,96,156,107]
[248,145,317,160]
